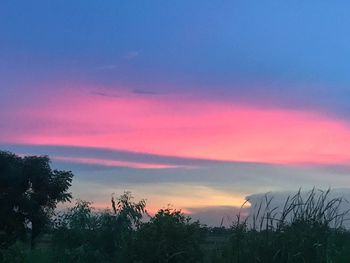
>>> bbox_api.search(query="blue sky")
[2,1,350,93]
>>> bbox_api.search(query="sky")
[2,1,350,225]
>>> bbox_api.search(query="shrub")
[132,208,205,263]
[51,192,146,263]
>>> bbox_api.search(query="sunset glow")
[3,86,350,166]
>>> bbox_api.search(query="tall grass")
[212,188,350,263]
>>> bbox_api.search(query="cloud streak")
[52,156,190,169]
[2,86,350,166]
[0,143,248,167]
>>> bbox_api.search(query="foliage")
[212,188,350,263]
[0,151,73,249]
[51,192,147,263]
[2,189,350,263]
[0,151,26,248]
[132,208,205,263]
[0,241,54,263]
[22,155,73,247]
[111,191,146,230]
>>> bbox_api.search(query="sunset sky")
[2,1,350,224]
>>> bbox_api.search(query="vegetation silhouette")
[2,151,350,262]
[0,151,73,249]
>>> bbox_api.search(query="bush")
[51,192,146,263]
[132,208,205,263]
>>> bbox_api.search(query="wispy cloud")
[132,88,160,95]
[91,91,121,98]
[52,156,188,169]
[124,51,140,60]
[0,143,250,168]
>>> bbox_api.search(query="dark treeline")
[1,151,350,263]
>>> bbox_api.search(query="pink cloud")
[52,156,189,169]
[3,85,350,165]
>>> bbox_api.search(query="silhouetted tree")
[0,151,26,248]
[0,151,73,248]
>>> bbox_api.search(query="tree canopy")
[0,151,73,248]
